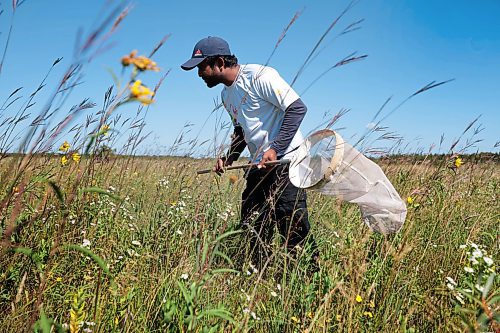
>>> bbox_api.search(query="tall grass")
[0,1,498,333]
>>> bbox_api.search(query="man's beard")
[203,76,219,88]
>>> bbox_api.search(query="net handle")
[197,159,290,174]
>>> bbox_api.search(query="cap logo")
[194,49,203,57]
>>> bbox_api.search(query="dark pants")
[241,164,319,270]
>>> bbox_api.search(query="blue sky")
[1,0,499,155]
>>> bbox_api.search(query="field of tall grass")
[0,153,498,332]
[0,1,498,332]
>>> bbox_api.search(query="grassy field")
[0,153,498,332]
[1,3,498,332]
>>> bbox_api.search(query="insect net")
[288,129,407,234]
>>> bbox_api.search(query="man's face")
[197,59,222,88]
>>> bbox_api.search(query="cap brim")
[181,57,205,71]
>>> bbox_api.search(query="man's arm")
[259,98,307,167]
[214,125,247,175]
[271,98,307,156]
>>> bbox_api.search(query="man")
[181,36,318,271]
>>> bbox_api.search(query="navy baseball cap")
[181,36,231,71]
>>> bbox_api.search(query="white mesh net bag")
[288,129,407,234]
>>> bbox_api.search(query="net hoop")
[289,129,345,189]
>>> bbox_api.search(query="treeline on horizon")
[1,151,499,163]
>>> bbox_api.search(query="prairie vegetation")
[1,153,498,332]
[0,2,498,332]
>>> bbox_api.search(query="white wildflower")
[270,291,278,297]
[127,249,140,257]
[470,257,479,265]
[483,257,493,266]
[249,263,258,273]
[446,277,457,286]
[472,249,483,258]
[470,242,478,249]
[180,273,189,280]
[459,244,466,249]
[131,240,141,246]
[82,239,91,248]
[454,293,465,305]
[243,308,250,314]
[464,267,474,273]
[176,229,183,235]
[218,212,229,221]
[277,284,281,291]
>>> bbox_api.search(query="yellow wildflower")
[136,97,155,105]
[290,316,300,324]
[56,277,63,282]
[454,156,463,168]
[336,314,342,322]
[133,56,160,71]
[363,311,373,318]
[129,80,154,105]
[307,311,313,319]
[229,174,238,184]
[61,156,68,166]
[121,50,137,66]
[101,124,110,136]
[59,141,70,152]
[12,186,19,193]
[72,152,81,163]
[407,196,414,205]
[369,300,375,309]
[356,295,363,303]
[121,50,160,71]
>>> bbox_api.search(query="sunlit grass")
[0,2,498,332]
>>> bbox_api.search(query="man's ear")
[217,57,225,71]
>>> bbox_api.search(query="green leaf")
[11,247,42,271]
[47,181,65,205]
[64,244,111,276]
[482,273,496,299]
[84,134,97,155]
[196,308,235,324]
[211,268,239,275]
[36,308,52,333]
[177,281,192,305]
[214,229,242,244]
[212,251,233,266]
[80,187,122,202]
[106,67,121,89]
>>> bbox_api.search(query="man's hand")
[213,156,234,176]
[258,148,277,169]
